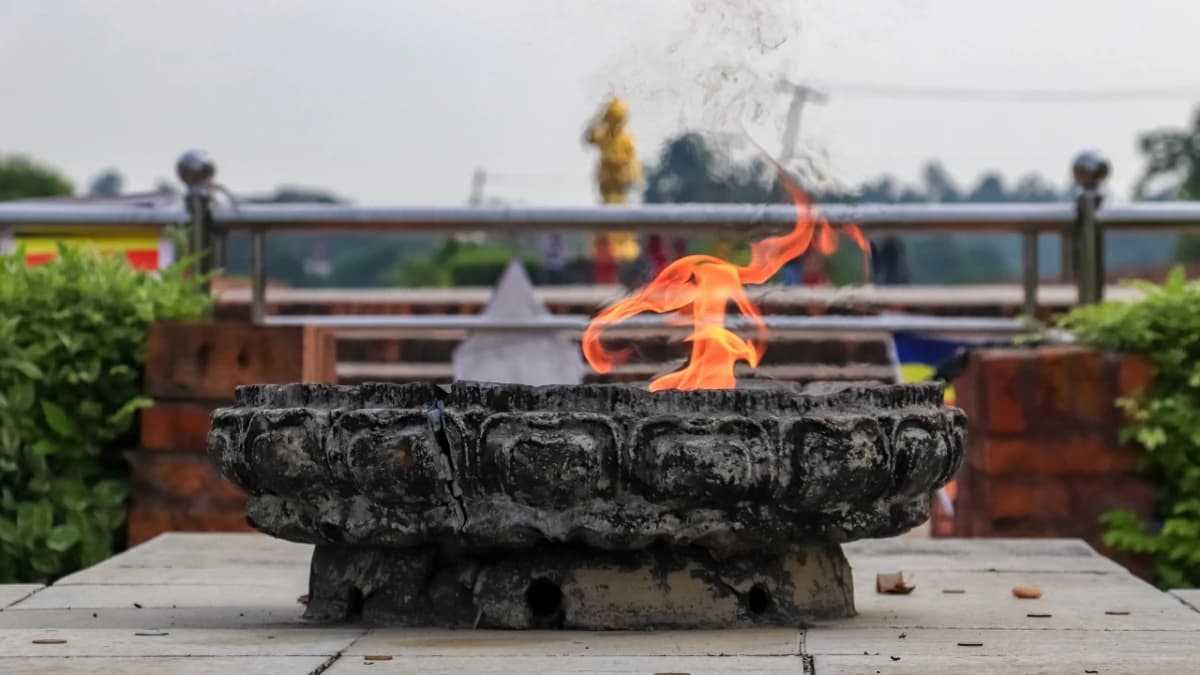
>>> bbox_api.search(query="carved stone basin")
[209,380,964,629]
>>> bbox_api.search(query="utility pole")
[468,168,487,206]
[776,80,828,165]
[462,168,488,243]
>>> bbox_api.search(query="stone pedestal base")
[304,541,855,629]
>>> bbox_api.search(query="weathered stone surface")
[211,380,964,551]
[209,379,963,628]
[303,541,853,629]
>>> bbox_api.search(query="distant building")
[0,191,176,270]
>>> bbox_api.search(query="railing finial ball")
[1072,151,1110,191]
[177,150,216,187]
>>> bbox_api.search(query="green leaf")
[109,396,153,426]
[0,358,43,379]
[45,524,80,552]
[92,480,128,508]
[27,476,51,495]
[16,501,53,544]
[5,380,35,413]
[58,483,90,511]
[31,440,57,457]
[79,528,112,567]
[40,401,75,437]
[29,549,60,576]
[93,508,126,532]
[0,517,18,545]
[30,501,53,537]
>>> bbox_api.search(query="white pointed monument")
[452,259,586,385]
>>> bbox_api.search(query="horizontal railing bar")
[0,204,188,226]
[4,201,1200,233]
[207,203,1076,235]
[261,313,1031,335]
[1095,201,1200,229]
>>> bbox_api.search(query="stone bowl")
[209,380,964,554]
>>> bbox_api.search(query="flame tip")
[582,175,870,391]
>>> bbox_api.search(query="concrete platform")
[1,534,1197,673]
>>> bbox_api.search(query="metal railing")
[0,149,1192,334]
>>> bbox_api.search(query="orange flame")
[582,175,869,392]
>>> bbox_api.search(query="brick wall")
[945,346,1156,575]
[129,322,337,545]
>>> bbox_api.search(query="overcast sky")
[3,0,1200,205]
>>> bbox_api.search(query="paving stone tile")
[11,582,305,611]
[0,626,363,657]
[325,654,807,674]
[1170,588,1200,613]
[0,585,42,609]
[804,627,1200,657]
[0,656,330,675]
[0,606,308,630]
[347,627,801,657]
[815,567,1200,630]
[844,537,1124,573]
[812,653,1198,674]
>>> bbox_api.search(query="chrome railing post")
[1021,226,1039,318]
[1072,151,1110,305]
[1060,231,1075,283]
[177,150,217,306]
[250,228,267,325]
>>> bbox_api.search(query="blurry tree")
[1135,109,1200,263]
[966,172,1007,202]
[87,169,124,197]
[1011,173,1064,202]
[222,186,441,287]
[639,135,1074,284]
[643,133,777,204]
[0,155,73,202]
[223,186,345,286]
[1136,109,1200,200]
[922,162,961,203]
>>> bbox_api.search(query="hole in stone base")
[318,523,342,542]
[525,578,564,624]
[347,586,364,615]
[748,583,772,615]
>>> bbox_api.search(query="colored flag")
[887,330,986,528]
[888,331,976,406]
[12,230,171,271]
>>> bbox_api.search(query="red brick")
[127,503,253,546]
[987,478,1072,520]
[145,322,337,402]
[977,351,1029,434]
[140,404,214,454]
[1066,477,1156,532]
[987,517,1079,538]
[1071,349,1111,427]
[950,366,980,429]
[129,452,247,504]
[966,513,997,537]
[1116,355,1154,397]
[974,435,1139,476]
[1030,346,1078,422]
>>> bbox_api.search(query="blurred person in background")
[593,234,618,284]
[540,233,567,285]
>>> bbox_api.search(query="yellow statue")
[584,97,642,261]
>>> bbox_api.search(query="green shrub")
[383,239,536,288]
[0,245,210,582]
[1058,267,1200,588]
